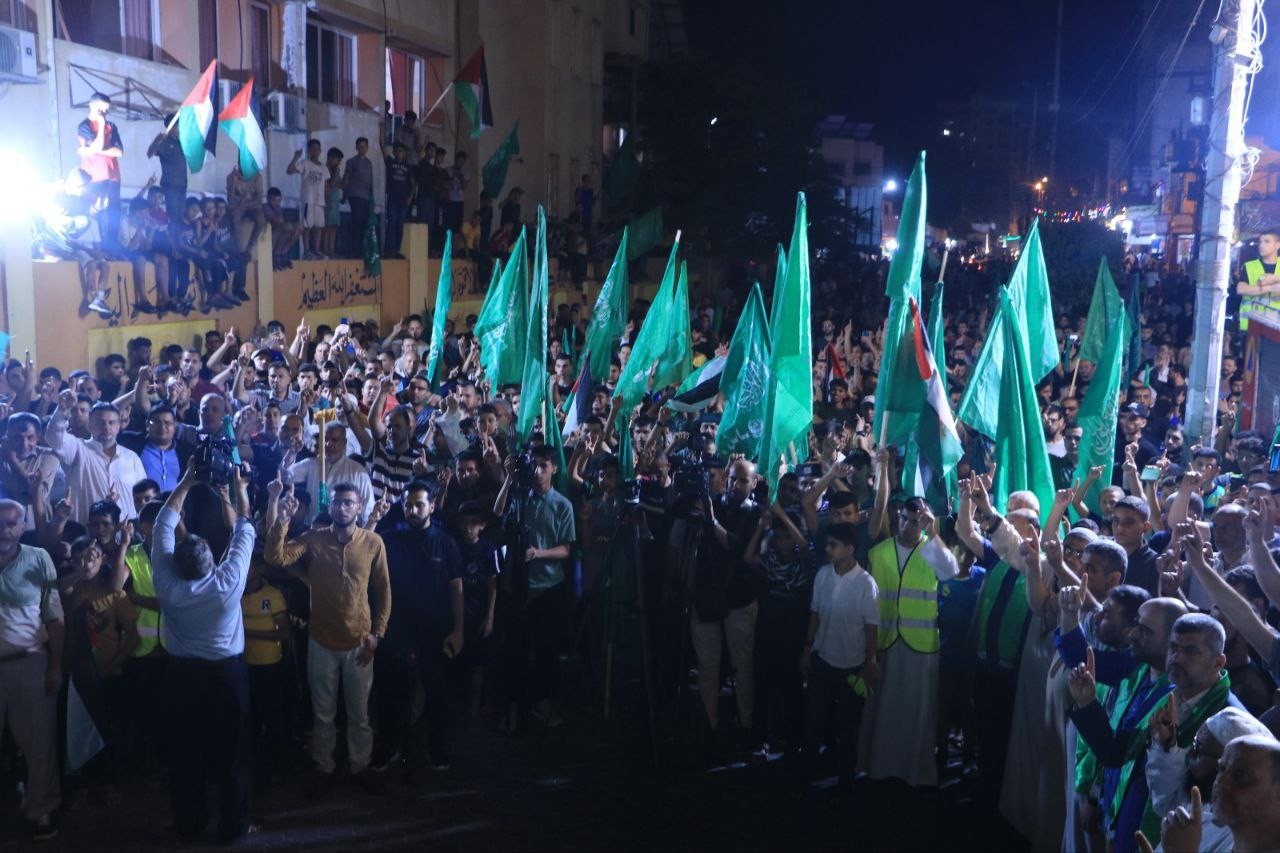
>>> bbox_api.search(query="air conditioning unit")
[0,25,38,83]
[266,91,307,133]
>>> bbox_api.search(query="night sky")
[685,0,1156,191]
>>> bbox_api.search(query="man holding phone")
[370,480,464,775]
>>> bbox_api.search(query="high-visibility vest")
[1240,258,1280,330]
[126,545,164,656]
[867,536,941,654]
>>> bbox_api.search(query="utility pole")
[1187,0,1257,446]
[1048,0,1064,195]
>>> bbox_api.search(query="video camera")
[191,433,238,486]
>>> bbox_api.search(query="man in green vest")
[857,449,958,788]
[955,474,1042,807]
[1237,228,1280,331]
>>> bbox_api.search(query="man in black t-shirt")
[382,142,415,258]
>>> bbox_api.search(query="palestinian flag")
[822,342,846,402]
[667,355,726,413]
[455,45,493,138]
[218,77,267,179]
[561,354,594,440]
[177,60,219,173]
[903,298,962,508]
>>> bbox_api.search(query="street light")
[884,179,898,193]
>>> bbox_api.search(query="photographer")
[151,464,255,842]
[671,457,762,756]
[493,446,576,730]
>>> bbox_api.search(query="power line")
[1074,0,1171,123]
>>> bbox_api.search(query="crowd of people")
[8,93,1280,852]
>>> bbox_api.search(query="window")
[385,47,424,116]
[853,161,872,177]
[56,0,156,62]
[249,2,271,88]
[0,0,35,32]
[197,0,218,70]
[307,21,354,107]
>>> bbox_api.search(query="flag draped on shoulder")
[218,77,267,179]
[958,216,1056,439]
[177,60,219,173]
[517,209,549,444]
[613,237,681,409]
[992,288,1057,515]
[717,282,773,460]
[475,229,528,388]
[758,193,813,498]
[423,231,454,388]
[454,45,493,137]
[584,228,630,382]
[902,299,963,511]
[873,152,928,451]
[482,120,520,199]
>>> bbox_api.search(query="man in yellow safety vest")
[1237,228,1280,331]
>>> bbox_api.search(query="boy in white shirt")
[794,522,879,804]
[288,139,329,259]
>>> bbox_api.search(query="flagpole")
[423,81,454,124]
[936,248,949,284]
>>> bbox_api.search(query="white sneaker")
[87,293,113,315]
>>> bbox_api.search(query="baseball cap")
[1122,402,1149,418]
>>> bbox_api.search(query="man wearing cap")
[857,448,958,788]
[240,362,301,415]
[1115,402,1161,484]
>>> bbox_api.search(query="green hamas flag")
[758,193,813,498]
[423,230,454,388]
[993,288,1057,515]
[482,120,520,200]
[1123,271,1143,383]
[584,227,630,382]
[627,206,663,260]
[617,414,635,480]
[613,237,680,408]
[658,260,693,390]
[873,152,927,450]
[604,135,639,200]
[928,279,946,380]
[517,208,550,444]
[1078,257,1124,365]
[959,216,1056,440]
[363,212,382,277]
[718,282,773,459]
[475,228,528,388]
[1073,304,1130,514]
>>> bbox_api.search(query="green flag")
[604,134,639,200]
[584,228,630,382]
[1073,306,1130,514]
[613,237,680,408]
[627,206,664,260]
[657,260,692,390]
[617,415,635,480]
[718,282,773,459]
[423,231,454,388]
[873,152,927,450]
[482,120,520,200]
[542,374,568,492]
[1006,218,1058,382]
[927,280,946,377]
[474,229,528,388]
[1123,272,1144,383]
[517,208,550,444]
[993,288,1056,515]
[758,193,814,498]
[1078,258,1124,364]
[959,217,1057,439]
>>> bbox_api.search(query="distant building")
[817,116,888,251]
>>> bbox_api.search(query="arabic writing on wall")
[296,265,382,311]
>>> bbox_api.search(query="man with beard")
[0,413,59,531]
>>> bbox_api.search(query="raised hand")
[1067,645,1098,708]
[1150,693,1180,751]
[1155,785,1203,853]
[266,471,285,502]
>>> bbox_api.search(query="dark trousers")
[507,583,568,712]
[972,662,1018,808]
[754,594,808,744]
[165,656,252,841]
[384,201,408,255]
[444,200,464,234]
[797,655,865,791]
[347,197,370,257]
[88,180,121,248]
[248,662,286,773]
[373,640,452,763]
[123,654,167,764]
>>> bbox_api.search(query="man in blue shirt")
[152,464,256,842]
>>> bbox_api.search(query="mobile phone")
[1140,465,1161,482]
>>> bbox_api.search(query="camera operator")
[670,456,763,755]
[151,464,255,842]
[493,446,576,730]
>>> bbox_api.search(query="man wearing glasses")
[265,480,392,797]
